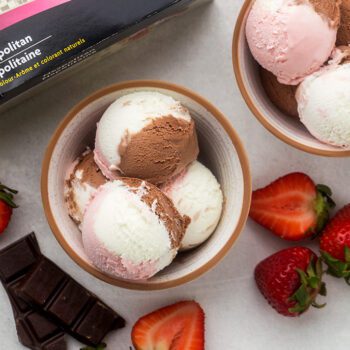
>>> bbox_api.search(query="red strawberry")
[320,204,350,284]
[0,183,18,234]
[131,301,204,350]
[255,247,326,317]
[250,172,335,241]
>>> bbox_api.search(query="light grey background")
[1,1,349,349]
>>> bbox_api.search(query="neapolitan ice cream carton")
[0,0,210,109]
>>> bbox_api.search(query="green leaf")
[0,183,18,194]
[0,192,18,208]
[288,304,307,314]
[291,284,309,307]
[313,185,336,236]
[316,184,333,197]
[321,251,339,265]
[316,184,336,209]
[308,277,320,289]
[321,251,350,279]
[306,258,316,279]
[345,246,350,263]
[296,269,308,286]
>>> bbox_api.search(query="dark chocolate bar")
[16,256,125,346]
[0,233,66,350]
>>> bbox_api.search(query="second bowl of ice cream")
[42,80,251,290]
[233,0,350,157]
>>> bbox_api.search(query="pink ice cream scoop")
[82,178,189,281]
[246,0,340,85]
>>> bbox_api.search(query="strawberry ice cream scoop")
[82,178,190,280]
[94,91,199,185]
[296,47,350,149]
[246,0,340,85]
[162,161,223,251]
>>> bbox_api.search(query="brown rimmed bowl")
[41,80,251,290]
[233,0,350,157]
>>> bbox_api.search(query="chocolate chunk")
[0,233,125,348]
[74,301,124,345]
[48,280,92,326]
[0,234,40,282]
[20,259,66,306]
[26,313,60,341]
[0,234,67,350]
[17,257,125,346]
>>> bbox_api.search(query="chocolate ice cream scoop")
[337,0,350,45]
[94,92,199,186]
[260,68,299,118]
[118,116,198,186]
[65,150,107,224]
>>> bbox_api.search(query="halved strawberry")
[320,204,350,285]
[131,301,205,350]
[250,172,335,241]
[0,182,18,234]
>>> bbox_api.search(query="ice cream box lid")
[0,0,209,109]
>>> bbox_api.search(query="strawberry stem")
[0,183,18,195]
[313,184,336,238]
[0,182,18,208]
[0,192,18,208]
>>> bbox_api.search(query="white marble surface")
[0,1,350,349]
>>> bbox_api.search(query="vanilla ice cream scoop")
[82,178,190,280]
[246,0,340,85]
[65,150,107,224]
[296,47,350,149]
[94,91,199,185]
[162,161,223,251]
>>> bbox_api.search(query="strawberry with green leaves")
[255,247,326,317]
[250,172,335,241]
[320,204,350,285]
[0,182,18,234]
[132,301,204,350]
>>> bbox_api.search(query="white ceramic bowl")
[233,0,350,157]
[41,80,251,290]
